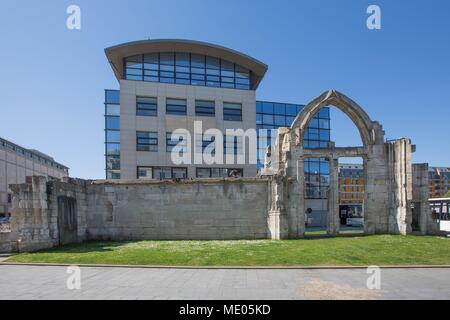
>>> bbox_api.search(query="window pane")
[105,90,120,104]
[106,155,120,170]
[160,52,174,65]
[106,143,120,156]
[197,168,211,178]
[319,119,330,129]
[319,130,330,141]
[262,102,274,114]
[166,98,187,115]
[172,168,187,179]
[286,104,298,116]
[318,108,330,118]
[274,115,286,126]
[221,60,234,71]
[106,130,120,143]
[106,116,120,130]
[263,115,274,125]
[191,68,205,75]
[138,167,152,179]
[126,68,142,76]
[235,65,249,78]
[160,64,175,72]
[206,56,220,69]
[191,54,205,68]
[126,74,142,81]
[195,100,215,117]
[106,104,120,116]
[175,52,190,66]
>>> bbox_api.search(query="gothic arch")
[291,90,375,146]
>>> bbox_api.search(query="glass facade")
[124,53,251,90]
[105,89,121,179]
[256,101,331,199]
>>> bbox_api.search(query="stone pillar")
[327,158,340,235]
[364,144,390,234]
[267,176,288,240]
[289,159,305,238]
[387,139,413,235]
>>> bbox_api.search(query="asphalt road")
[0,265,449,300]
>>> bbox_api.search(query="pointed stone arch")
[291,90,376,147]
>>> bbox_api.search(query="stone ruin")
[0,90,440,253]
[262,90,439,238]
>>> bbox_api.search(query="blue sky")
[1,0,449,178]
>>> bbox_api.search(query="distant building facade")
[338,163,365,205]
[429,167,450,198]
[0,137,69,217]
[338,163,365,224]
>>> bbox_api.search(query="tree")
[443,191,450,198]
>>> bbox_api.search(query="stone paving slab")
[0,265,449,300]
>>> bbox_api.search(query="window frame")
[223,102,242,121]
[166,98,187,116]
[136,97,158,117]
[136,131,158,152]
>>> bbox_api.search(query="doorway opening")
[304,157,330,236]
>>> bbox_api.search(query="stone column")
[267,176,288,240]
[327,158,340,235]
[295,158,305,237]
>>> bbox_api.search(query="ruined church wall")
[86,179,270,240]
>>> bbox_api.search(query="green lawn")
[6,235,450,266]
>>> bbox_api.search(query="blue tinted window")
[286,116,295,126]
[274,103,285,115]
[319,130,330,140]
[105,90,120,104]
[274,115,286,126]
[106,104,120,116]
[256,101,263,113]
[125,53,251,90]
[263,115,274,125]
[286,104,298,116]
[106,116,120,130]
[318,107,330,119]
[106,131,120,143]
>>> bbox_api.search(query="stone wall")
[86,179,269,240]
[2,176,270,252]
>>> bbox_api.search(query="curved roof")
[105,39,268,90]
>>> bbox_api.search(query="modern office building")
[429,167,450,198]
[0,137,69,218]
[104,39,330,198]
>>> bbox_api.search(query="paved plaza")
[0,264,449,300]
